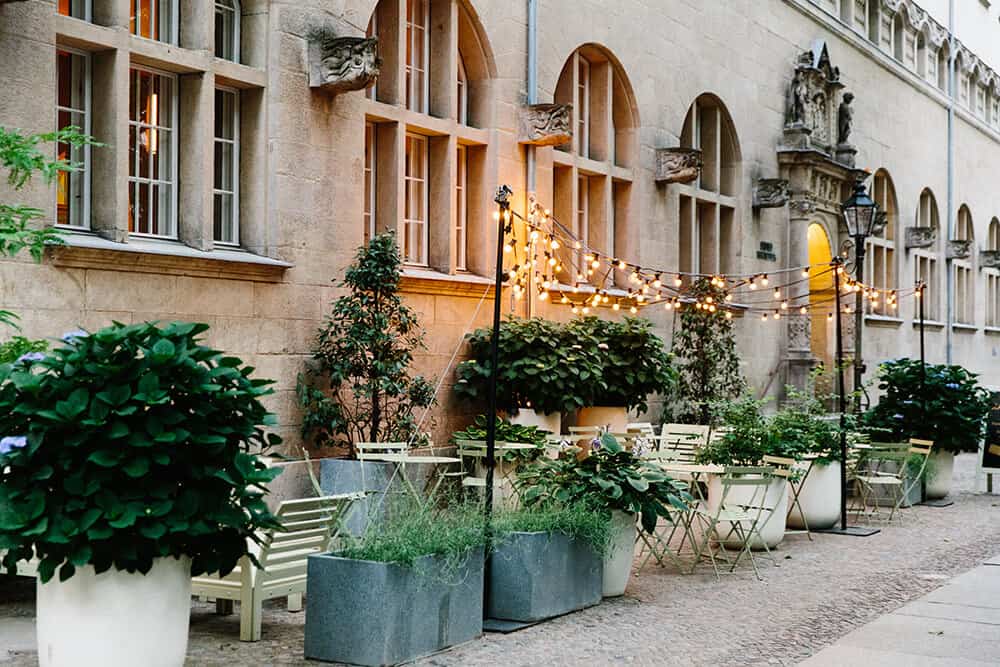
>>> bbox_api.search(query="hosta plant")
[0,322,282,583]
[516,433,690,534]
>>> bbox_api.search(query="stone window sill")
[399,267,496,297]
[48,230,291,281]
[912,319,946,330]
[952,323,979,333]
[864,315,903,326]
[985,327,1000,335]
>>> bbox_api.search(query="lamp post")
[841,175,879,414]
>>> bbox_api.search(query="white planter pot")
[576,406,629,432]
[787,460,841,530]
[509,408,561,435]
[602,511,637,597]
[707,475,787,550]
[37,556,192,667]
[925,450,955,500]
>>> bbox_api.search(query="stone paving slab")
[898,600,1000,626]
[800,644,995,666]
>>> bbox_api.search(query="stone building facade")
[1,0,999,452]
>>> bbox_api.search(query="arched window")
[866,170,897,316]
[363,0,495,274]
[914,189,941,321]
[552,45,638,288]
[973,70,987,118]
[916,31,927,80]
[215,0,239,62]
[892,12,905,63]
[937,45,949,92]
[987,218,1000,328]
[677,94,741,276]
[954,205,975,325]
[867,0,881,44]
[957,56,971,107]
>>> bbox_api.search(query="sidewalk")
[801,555,1000,666]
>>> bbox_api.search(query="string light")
[761,275,769,287]
[674,275,683,287]
[773,289,782,300]
[725,311,733,320]
[630,305,639,314]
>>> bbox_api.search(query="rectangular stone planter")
[304,548,484,666]
[487,531,602,622]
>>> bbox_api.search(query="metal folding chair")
[763,454,812,541]
[854,439,934,523]
[690,466,776,581]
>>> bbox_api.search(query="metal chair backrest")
[355,442,408,460]
[661,424,710,446]
[568,426,601,436]
[717,466,774,515]
[909,438,934,456]
[627,422,656,437]
[761,455,796,479]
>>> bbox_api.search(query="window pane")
[129,68,176,237]
[215,1,238,61]
[213,88,239,244]
[55,50,90,228]
[131,0,174,43]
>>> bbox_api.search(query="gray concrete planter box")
[487,531,602,622]
[304,548,484,666]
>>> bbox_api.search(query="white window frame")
[214,0,240,62]
[989,219,1000,328]
[403,132,429,265]
[405,0,429,114]
[128,65,179,239]
[130,0,179,45]
[457,55,468,126]
[54,47,92,230]
[953,206,974,325]
[866,171,896,315]
[455,144,468,270]
[576,54,590,159]
[58,0,92,21]
[576,174,589,278]
[364,121,376,244]
[213,86,240,246]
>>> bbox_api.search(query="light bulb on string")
[539,290,549,301]
[574,241,582,250]
[773,289,781,300]
[493,211,501,221]
[800,306,807,315]
[749,276,758,290]
[708,304,717,313]
[725,311,733,320]
[664,301,673,311]
[560,295,569,304]
[582,306,591,315]
[612,301,620,311]
[617,259,627,270]
[571,306,579,314]
[551,239,560,250]
[781,301,788,310]
[773,311,781,320]
[802,267,810,278]
[530,230,539,242]
[761,275,769,287]
[725,294,733,302]
[705,296,714,304]
[630,305,639,314]
[761,313,768,322]
[674,275,683,287]
[827,312,834,321]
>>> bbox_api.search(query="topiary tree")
[670,277,745,425]
[298,233,435,457]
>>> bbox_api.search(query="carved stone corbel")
[308,32,380,94]
[980,250,1000,269]
[905,226,937,250]
[946,239,974,260]
[753,178,789,209]
[871,211,889,237]
[788,197,817,217]
[518,104,572,146]
[654,148,702,184]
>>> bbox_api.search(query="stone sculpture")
[837,92,854,146]
[519,104,573,146]
[753,178,790,209]
[308,33,380,94]
[654,148,703,184]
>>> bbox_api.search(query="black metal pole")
[834,257,849,531]
[853,237,866,414]
[483,185,511,619]
[919,281,926,410]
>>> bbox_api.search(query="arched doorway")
[808,223,835,398]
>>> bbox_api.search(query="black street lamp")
[841,175,879,414]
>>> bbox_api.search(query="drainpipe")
[525,0,538,316]
[945,0,955,363]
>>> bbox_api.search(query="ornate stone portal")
[519,104,573,146]
[654,148,703,184]
[778,41,862,400]
[308,32,380,94]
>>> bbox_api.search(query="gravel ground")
[3,453,998,666]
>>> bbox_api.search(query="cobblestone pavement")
[3,454,999,666]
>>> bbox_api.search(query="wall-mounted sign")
[756,241,777,262]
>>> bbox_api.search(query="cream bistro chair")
[854,438,934,523]
[191,493,359,641]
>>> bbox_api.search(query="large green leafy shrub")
[668,278,745,424]
[0,336,47,365]
[454,316,602,415]
[865,358,991,454]
[516,433,690,533]
[298,234,435,456]
[566,316,676,413]
[0,322,281,583]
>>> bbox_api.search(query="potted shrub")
[769,388,841,530]
[567,316,676,431]
[487,503,609,622]
[0,322,281,666]
[865,358,992,499]
[452,415,550,506]
[517,433,690,596]
[455,316,601,434]
[697,396,789,549]
[304,502,486,666]
[298,233,436,533]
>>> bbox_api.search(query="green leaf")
[87,450,121,467]
[150,338,176,362]
[139,523,167,539]
[122,457,149,478]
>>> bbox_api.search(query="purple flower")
[892,413,904,420]
[945,382,960,390]
[0,435,27,455]
[15,351,45,365]
[61,329,88,343]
